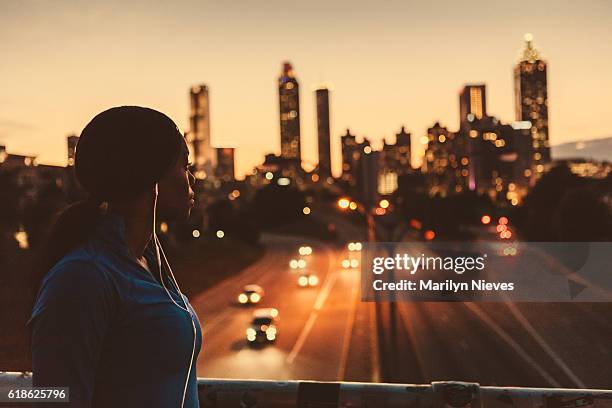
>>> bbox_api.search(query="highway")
[191,233,612,388]
[192,234,373,381]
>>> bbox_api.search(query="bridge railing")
[2,372,612,407]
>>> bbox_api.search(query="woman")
[27,106,202,407]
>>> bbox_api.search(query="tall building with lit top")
[514,33,550,175]
[315,87,331,180]
[459,84,487,129]
[278,62,301,168]
[187,84,215,179]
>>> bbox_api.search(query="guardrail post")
[432,381,482,408]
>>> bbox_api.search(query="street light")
[337,198,350,209]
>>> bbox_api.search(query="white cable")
[152,183,197,408]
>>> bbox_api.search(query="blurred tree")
[552,187,611,241]
[250,183,306,228]
[207,198,261,245]
[521,164,582,241]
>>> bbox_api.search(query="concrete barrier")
[1,372,611,407]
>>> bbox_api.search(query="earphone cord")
[152,184,197,408]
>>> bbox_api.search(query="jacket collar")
[93,210,157,265]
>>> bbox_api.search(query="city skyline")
[1,0,611,179]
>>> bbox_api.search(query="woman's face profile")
[156,140,196,221]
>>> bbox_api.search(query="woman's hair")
[38,106,185,275]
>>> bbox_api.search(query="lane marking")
[504,301,586,388]
[369,302,381,382]
[396,303,428,379]
[464,302,561,387]
[337,270,359,380]
[286,248,338,364]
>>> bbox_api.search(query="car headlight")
[308,275,319,286]
[298,276,308,286]
[350,259,359,268]
[246,328,256,336]
[250,293,261,303]
[238,294,248,303]
[341,259,350,268]
[267,326,277,335]
[266,332,276,341]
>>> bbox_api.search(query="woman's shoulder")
[29,247,123,327]
[43,244,110,287]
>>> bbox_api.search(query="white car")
[246,308,279,344]
[237,284,264,305]
[298,273,319,287]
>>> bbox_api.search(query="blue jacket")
[28,211,202,407]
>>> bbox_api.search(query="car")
[298,272,319,287]
[347,242,362,252]
[237,284,264,305]
[246,308,279,344]
[298,245,313,256]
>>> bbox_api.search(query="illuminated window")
[469,87,483,119]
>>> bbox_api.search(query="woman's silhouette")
[28,106,202,407]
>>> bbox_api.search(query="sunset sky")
[1,0,611,178]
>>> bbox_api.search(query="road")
[191,232,612,388]
[191,233,374,381]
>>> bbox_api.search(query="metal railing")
[2,371,612,407]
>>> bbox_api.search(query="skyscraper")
[393,126,412,175]
[187,84,215,180]
[514,33,550,174]
[341,128,370,186]
[278,62,301,167]
[215,147,235,182]
[459,84,487,128]
[315,87,331,180]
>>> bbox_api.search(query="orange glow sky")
[1,0,611,179]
